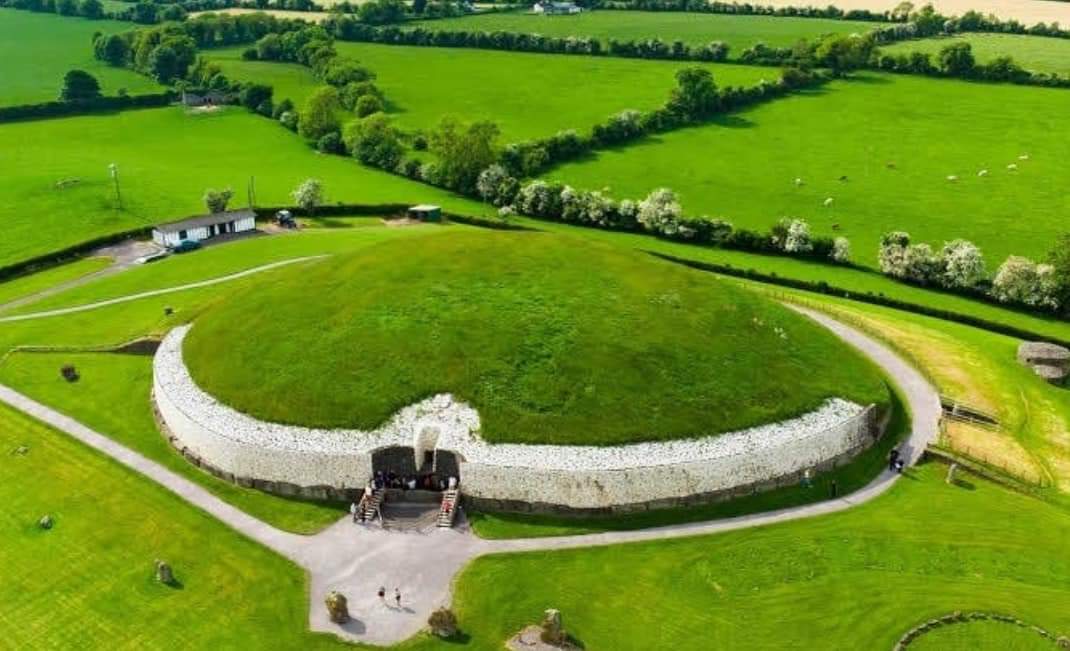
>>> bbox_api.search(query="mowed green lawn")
[410,9,875,52]
[449,463,1070,650]
[0,403,350,649]
[547,72,1070,265]
[209,43,773,141]
[184,231,888,444]
[883,33,1070,77]
[0,9,162,106]
[0,105,488,269]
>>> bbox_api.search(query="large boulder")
[155,560,174,585]
[325,591,349,624]
[1017,341,1070,385]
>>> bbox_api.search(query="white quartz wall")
[154,326,879,505]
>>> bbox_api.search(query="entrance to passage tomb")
[369,439,461,491]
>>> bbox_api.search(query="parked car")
[171,239,202,254]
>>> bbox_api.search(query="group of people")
[378,586,403,609]
[371,470,458,492]
[889,448,906,473]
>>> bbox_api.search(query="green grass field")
[410,9,875,52]
[883,33,1070,77]
[546,72,1070,265]
[0,105,488,269]
[0,9,162,106]
[183,230,888,444]
[909,620,1060,650]
[209,43,773,141]
[0,256,110,308]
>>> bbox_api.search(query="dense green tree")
[59,70,101,102]
[1048,233,1070,316]
[79,0,103,18]
[96,34,130,66]
[354,94,383,118]
[239,84,273,112]
[814,34,874,73]
[430,117,500,193]
[343,114,403,169]
[938,42,976,76]
[298,86,343,141]
[357,0,406,25]
[666,68,719,121]
[55,0,78,16]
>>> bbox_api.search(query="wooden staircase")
[360,487,385,523]
[437,488,460,528]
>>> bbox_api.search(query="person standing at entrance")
[378,586,386,604]
[350,501,358,523]
[394,588,402,608]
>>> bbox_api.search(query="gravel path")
[0,255,327,323]
[0,304,940,646]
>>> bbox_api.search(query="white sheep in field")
[1019,154,1030,160]
[947,175,959,182]
[1007,163,1018,171]
[823,197,834,207]
[977,169,988,177]
[794,178,804,186]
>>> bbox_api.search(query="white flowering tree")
[517,180,559,217]
[992,256,1059,308]
[784,219,813,253]
[940,239,986,289]
[203,187,233,214]
[637,188,683,235]
[477,163,509,204]
[831,236,851,264]
[902,243,942,284]
[878,231,912,277]
[290,178,323,216]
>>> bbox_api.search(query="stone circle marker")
[155,559,174,585]
[325,591,349,624]
[38,514,53,530]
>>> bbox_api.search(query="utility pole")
[108,163,122,210]
[247,176,256,209]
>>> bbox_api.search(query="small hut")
[408,205,442,222]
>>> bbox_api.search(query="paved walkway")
[0,255,327,323]
[0,305,941,646]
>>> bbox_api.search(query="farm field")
[190,7,333,22]
[883,33,1070,76]
[0,256,110,308]
[209,43,773,140]
[0,9,162,106]
[183,230,888,444]
[753,0,1070,26]
[547,72,1070,265]
[409,9,876,51]
[0,106,488,269]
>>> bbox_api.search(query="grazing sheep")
[977,169,988,177]
[1007,163,1018,171]
[823,197,834,207]
[832,223,841,231]
[794,177,804,186]
[886,161,896,169]
[838,175,848,182]
[947,175,959,182]
[1019,154,1030,160]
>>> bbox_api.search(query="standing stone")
[155,560,174,585]
[1017,341,1070,385]
[38,515,53,530]
[946,463,958,484]
[540,608,565,646]
[325,591,349,624]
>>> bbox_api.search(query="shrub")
[279,110,299,131]
[342,114,403,169]
[831,236,851,263]
[203,187,233,213]
[354,94,383,117]
[637,188,686,236]
[60,70,101,102]
[291,178,324,216]
[298,86,342,140]
[317,131,344,154]
[992,256,1059,309]
[878,231,912,277]
[272,98,294,119]
[940,239,986,289]
[427,607,458,639]
[239,83,273,112]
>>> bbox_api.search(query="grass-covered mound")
[184,231,887,445]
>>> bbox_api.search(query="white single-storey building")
[152,209,256,248]
[533,1,581,14]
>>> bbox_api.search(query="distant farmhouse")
[533,1,582,15]
[152,209,256,248]
[181,90,236,108]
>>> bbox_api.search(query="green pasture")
[882,33,1070,77]
[0,106,488,269]
[209,43,772,141]
[547,72,1070,265]
[0,256,110,308]
[410,9,875,51]
[0,9,162,106]
[183,230,888,444]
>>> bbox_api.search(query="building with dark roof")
[152,209,256,248]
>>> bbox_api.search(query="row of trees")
[878,232,1070,314]
[876,42,1070,87]
[93,23,199,83]
[4,0,107,19]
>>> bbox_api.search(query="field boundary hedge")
[0,226,153,283]
[252,203,536,230]
[0,92,176,123]
[646,251,1070,348]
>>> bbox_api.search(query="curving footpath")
[0,304,941,646]
[0,255,328,323]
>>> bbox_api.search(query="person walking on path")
[830,479,838,498]
[350,501,358,523]
[378,586,386,604]
[394,588,402,609]
[889,448,900,472]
